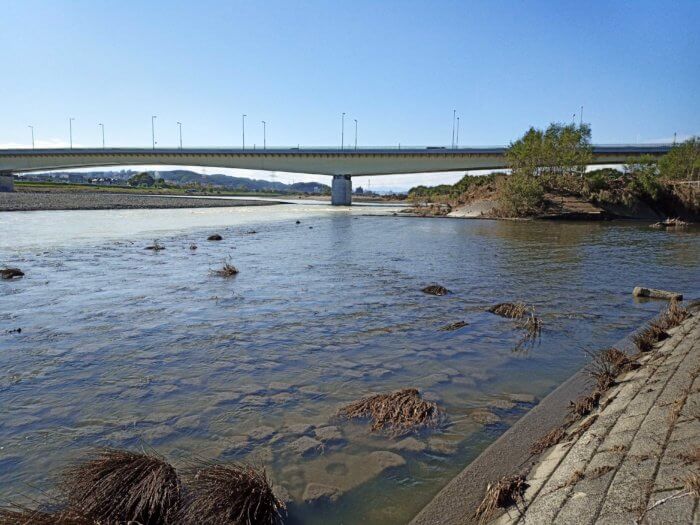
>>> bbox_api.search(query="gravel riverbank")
[0,192,277,212]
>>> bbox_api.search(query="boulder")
[633,286,683,301]
[289,436,323,456]
[303,483,340,504]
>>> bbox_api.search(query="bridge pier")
[331,175,352,206]
[0,171,14,192]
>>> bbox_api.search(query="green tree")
[624,155,662,201]
[658,137,699,180]
[127,172,155,187]
[506,122,592,179]
[497,173,545,216]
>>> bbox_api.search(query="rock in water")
[422,284,450,296]
[207,234,223,241]
[633,286,683,301]
[0,268,24,279]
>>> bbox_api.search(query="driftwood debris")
[633,287,683,301]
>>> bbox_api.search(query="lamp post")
[261,120,266,150]
[354,119,358,150]
[151,116,157,149]
[341,112,345,150]
[177,122,182,149]
[242,114,247,149]
[579,106,583,126]
[456,117,460,148]
[99,123,105,149]
[69,117,75,149]
[28,125,34,149]
[451,109,456,148]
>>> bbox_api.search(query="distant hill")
[28,169,331,194]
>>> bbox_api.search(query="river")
[1,204,698,524]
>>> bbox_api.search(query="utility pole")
[69,117,75,149]
[456,117,460,148]
[242,114,246,149]
[28,125,34,149]
[261,121,266,150]
[451,109,456,148]
[177,122,182,149]
[354,119,358,150]
[99,123,105,149]
[341,112,345,150]
[673,132,677,145]
[151,115,157,149]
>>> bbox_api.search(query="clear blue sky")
[1,0,698,189]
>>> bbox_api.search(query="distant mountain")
[29,169,331,194]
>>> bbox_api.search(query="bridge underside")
[0,146,672,204]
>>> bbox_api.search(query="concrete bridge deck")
[0,145,673,204]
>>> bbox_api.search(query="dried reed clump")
[677,447,700,466]
[211,259,239,277]
[0,268,24,280]
[683,473,700,497]
[633,299,689,352]
[62,449,181,525]
[179,463,285,525]
[0,507,93,525]
[530,427,567,455]
[568,391,601,421]
[145,240,165,251]
[336,388,444,436]
[586,347,636,391]
[422,284,451,296]
[474,474,528,522]
[489,302,543,351]
[488,302,529,319]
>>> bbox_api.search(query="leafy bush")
[659,137,699,180]
[497,174,545,216]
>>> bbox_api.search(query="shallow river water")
[1,204,698,524]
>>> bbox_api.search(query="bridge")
[0,145,672,205]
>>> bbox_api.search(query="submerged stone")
[314,426,344,443]
[391,437,427,453]
[289,436,323,456]
[303,482,340,504]
[469,408,501,425]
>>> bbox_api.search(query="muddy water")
[1,206,698,524]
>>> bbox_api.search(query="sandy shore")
[0,192,278,212]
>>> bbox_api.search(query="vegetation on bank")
[408,126,699,219]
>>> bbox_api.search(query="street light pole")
[28,125,34,149]
[451,109,456,148]
[99,123,105,149]
[341,112,345,150]
[242,114,247,149]
[261,120,266,150]
[69,117,75,149]
[579,106,583,126]
[151,116,157,149]
[354,119,358,150]
[177,122,182,149]
[456,117,460,148]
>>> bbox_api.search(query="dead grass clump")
[0,268,24,280]
[568,392,601,421]
[179,463,285,525]
[659,299,689,329]
[588,465,615,480]
[632,321,667,352]
[439,320,468,331]
[62,449,181,525]
[683,473,700,497]
[586,347,636,391]
[422,284,450,296]
[633,300,689,353]
[0,507,93,525]
[677,447,700,465]
[337,388,444,436]
[145,240,165,251]
[474,474,528,522]
[211,259,239,277]
[207,234,223,241]
[488,302,528,319]
[530,427,566,455]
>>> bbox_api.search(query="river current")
[1,204,698,524]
